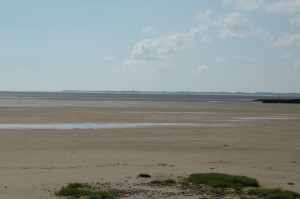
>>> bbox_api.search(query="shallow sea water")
[0,122,230,130]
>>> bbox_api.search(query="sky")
[0,0,300,92]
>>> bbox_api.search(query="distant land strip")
[255,99,300,104]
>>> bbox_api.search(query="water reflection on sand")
[0,122,230,130]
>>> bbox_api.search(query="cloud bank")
[122,9,269,73]
[196,10,270,39]
[291,15,300,29]
[273,34,300,47]
[191,65,211,75]
[223,0,300,13]
[131,29,210,61]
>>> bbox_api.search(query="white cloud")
[195,9,217,31]
[273,33,300,47]
[103,56,116,61]
[191,65,211,75]
[219,12,269,39]
[281,52,292,59]
[140,26,155,34]
[131,29,211,61]
[214,57,226,63]
[293,59,300,69]
[123,15,214,74]
[265,0,300,14]
[222,0,265,11]
[223,0,300,14]
[124,9,268,74]
[234,54,257,61]
[291,15,300,30]
[196,10,270,39]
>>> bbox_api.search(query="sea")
[0,91,299,130]
[0,91,298,103]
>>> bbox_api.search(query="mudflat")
[0,100,299,199]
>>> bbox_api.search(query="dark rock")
[254,99,300,104]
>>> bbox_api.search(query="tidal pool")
[0,122,229,130]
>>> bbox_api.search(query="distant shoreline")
[255,99,300,104]
[1,90,300,96]
[1,91,300,105]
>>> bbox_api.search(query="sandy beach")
[0,100,299,199]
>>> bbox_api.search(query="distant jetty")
[255,99,300,104]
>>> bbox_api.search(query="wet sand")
[0,100,299,198]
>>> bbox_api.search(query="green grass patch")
[55,183,115,199]
[150,179,177,185]
[138,173,151,178]
[185,173,259,189]
[249,188,300,199]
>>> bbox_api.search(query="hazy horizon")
[1,1,300,92]
[1,90,300,95]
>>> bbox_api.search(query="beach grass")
[55,175,300,199]
[249,188,300,199]
[55,183,115,199]
[184,173,259,189]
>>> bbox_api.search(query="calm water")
[0,122,230,130]
[0,92,299,129]
[0,91,293,102]
[0,116,299,130]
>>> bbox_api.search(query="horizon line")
[0,90,300,95]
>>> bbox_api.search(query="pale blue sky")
[1,0,299,92]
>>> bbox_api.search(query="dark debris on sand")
[99,182,261,199]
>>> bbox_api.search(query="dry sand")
[0,100,299,198]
